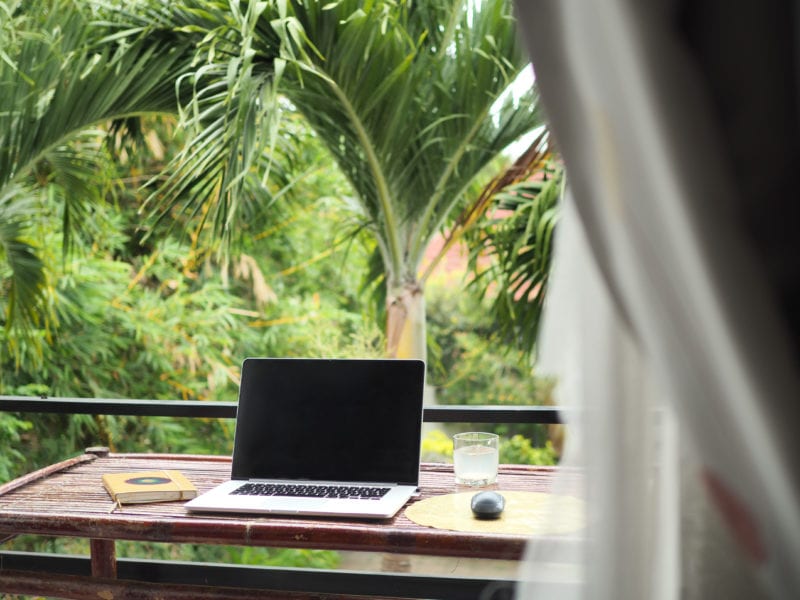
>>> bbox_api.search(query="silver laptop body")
[185,358,425,519]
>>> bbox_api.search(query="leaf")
[468,161,564,356]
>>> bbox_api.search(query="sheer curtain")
[513,1,800,598]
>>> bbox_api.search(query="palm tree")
[148,0,544,361]
[0,0,198,361]
[2,0,546,365]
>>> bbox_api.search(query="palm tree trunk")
[386,281,427,361]
[384,281,427,574]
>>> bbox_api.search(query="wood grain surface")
[0,452,580,560]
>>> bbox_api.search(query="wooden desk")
[0,449,576,599]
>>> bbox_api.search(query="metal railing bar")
[426,405,564,424]
[0,396,564,424]
[0,551,520,600]
[0,396,237,418]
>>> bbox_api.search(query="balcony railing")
[0,396,566,600]
[0,395,563,422]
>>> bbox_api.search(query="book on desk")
[102,470,197,505]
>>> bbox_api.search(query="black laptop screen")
[231,358,425,486]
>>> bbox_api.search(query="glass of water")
[453,432,499,487]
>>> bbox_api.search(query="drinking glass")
[452,432,499,486]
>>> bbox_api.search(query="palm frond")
[142,0,542,288]
[279,1,540,283]
[469,161,564,355]
[135,0,288,246]
[1,0,200,188]
[33,132,119,255]
[0,0,198,351]
[421,128,551,284]
[0,189,48,356]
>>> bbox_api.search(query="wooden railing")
[0,395,566,600]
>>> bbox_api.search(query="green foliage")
[151,0,541,268]
[275,0,541,286]
[421,430,557,466]
[0,0,197,359]
[423,272,557,456]
[425,277,554,438]
[127,0,544,362]
[421,428,453,462]
[177,545,340,570]
[4,236,249,401]
[0,0,558,571]
[6,535,339,571]
[0,192,47,357]
[469,161,564,356]
[0,412,32,481]
[1,104,377,479]
[109,541,340,570]
[499,435,557,466]
[1,210,372,477]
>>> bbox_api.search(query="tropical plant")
[0,116,378,459]
[0,0,197,363]
[0,102,383,471]
[0,411,31,480]
[1,0,559,572]
[138,0,545,361]
[420,430,557,465]
[468,154,564,356]
[499,435,557,466]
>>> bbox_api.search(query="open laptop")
[185,357,425,519]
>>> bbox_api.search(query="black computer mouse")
[470,491,505,519]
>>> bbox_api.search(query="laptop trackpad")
[265,498,328,512]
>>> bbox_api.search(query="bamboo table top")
[0,450,579,560]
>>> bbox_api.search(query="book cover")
[102,470,198,505]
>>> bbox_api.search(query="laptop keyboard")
[231,482,391,500]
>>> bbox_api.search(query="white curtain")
[513,1,800,598]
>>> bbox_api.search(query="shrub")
[500,435,557,466]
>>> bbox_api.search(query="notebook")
[185,357,425,519]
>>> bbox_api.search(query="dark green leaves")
[470,161,564,356]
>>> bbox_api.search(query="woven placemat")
[404,491,585,535]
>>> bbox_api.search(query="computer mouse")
[470,491,505,519]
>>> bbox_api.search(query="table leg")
[90,538,117,578]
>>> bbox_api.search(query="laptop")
[185,357,425,519]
